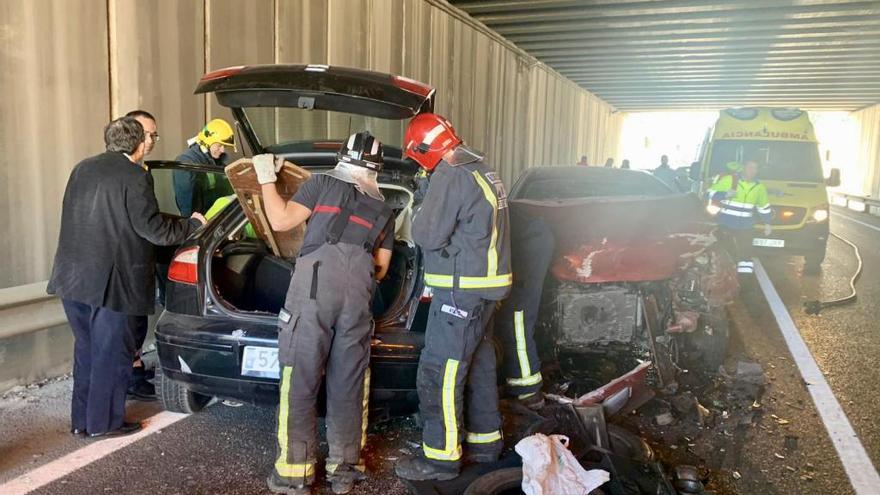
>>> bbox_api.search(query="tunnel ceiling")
[450,0,880,111]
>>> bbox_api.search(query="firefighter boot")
[266,472,311,495]
[394,455,458,481]
[327,464,366,494]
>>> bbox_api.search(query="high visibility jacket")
[205,195,257,238]
[413,159,512,300]
[707,174,772,230]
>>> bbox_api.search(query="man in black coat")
[48,117,205,437]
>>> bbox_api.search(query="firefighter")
[173,118,235,216]
[395,113,512,481]
[253,131,395,495]
[707,159,772,275]
[495,208,554,409]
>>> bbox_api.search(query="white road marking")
[833,210,880,234]
[0,411,188,495]
[753,259,880,494]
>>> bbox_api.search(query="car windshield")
[518,171,673,200]
[709,140,823,182]
[242,107,406,152]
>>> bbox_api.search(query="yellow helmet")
[725,161,743,172]
[197,119,235,150]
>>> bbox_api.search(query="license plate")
[241,346,280,379]
[753,238,785,248]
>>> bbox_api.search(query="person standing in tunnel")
[48,117,204,438]
[395,113,512,481]
[122,109,162,402]
[173,118,235,217]
[253,131,394,495]
[706,159,772,275]
[653,154,677,189]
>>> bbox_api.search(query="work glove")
[252,153,283,184]
[763,224,772,236]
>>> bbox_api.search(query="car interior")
[210,185,417,318]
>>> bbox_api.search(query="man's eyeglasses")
[147,132,160,143]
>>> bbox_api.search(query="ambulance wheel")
[463,467,606,495]
[804,248,826,274]
[156,367,211,414]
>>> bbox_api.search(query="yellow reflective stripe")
[507,371,542,387]
[518,392,537,400]
[471,171,499,277]
[423,273,513,289]
[275,367,316,478]
[423,359,462,461]
[466,430,502,444]
[513,310,531,379]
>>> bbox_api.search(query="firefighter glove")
[253,153,279,184]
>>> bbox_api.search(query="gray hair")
[104,117,145,154]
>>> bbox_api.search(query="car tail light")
[392,75,434,98]
[168,247,199,285]
[420,286,433,302]
[200,66,244,82]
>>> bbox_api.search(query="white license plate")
[241,346,280,379]
[753,238,785,248]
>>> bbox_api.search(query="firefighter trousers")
[417,290,502,469]
[273,243,375,486]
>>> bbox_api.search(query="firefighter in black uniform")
[253,132,395,495]
[395,113,512,481]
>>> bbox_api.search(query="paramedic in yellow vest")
[204,195,257,239]
[706,159,772,275]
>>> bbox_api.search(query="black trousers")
[417,290,502,469]
[718,226,755,274]
[62,299,143,434]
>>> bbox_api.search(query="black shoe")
[88,421,142,438]
[463,452,499,464]
[327,464,366,494]
[127,380,157,401]
[70,428,87,436]
[394,455,458,481]
[266,472,311,495]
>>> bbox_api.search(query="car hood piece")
[511,194,716,283]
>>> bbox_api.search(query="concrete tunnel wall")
[0,0,622,392]
[852,103,880,198]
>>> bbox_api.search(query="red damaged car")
[508,166,738,411]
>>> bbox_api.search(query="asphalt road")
[1,206,879,495]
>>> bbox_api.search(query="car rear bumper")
[155,310,421,405]
[752,221,828,256]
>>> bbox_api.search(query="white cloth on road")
[515,433,610,495]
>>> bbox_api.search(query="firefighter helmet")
[197,119,235,149]
[403,113,462,171]
[338,131,384,172]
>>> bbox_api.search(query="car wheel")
[464,467,606,495]
[155,367,212,414]
[681,308,729,372]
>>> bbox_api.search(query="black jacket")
[173,143,230,216]
[48,152,200,315]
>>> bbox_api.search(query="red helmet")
[403,113,462,171]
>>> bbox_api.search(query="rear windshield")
[242,107,406,152]
[709,140,823,182]
[518,172,673,200]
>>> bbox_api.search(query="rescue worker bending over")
[173,118,235,216]
[253,131,394,495]
[707,159,772,275]
[395,113,512,481]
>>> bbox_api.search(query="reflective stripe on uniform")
[507,371,542,387]
[275,366,316,478]
[757,205,772,215]
[466,430,502,444]
[722,199,755,210]
[423,359,462,462]
[471,171,499,277]
[360,368,371,450]
[513,310,531,379]
[720,208,754,218]
[424,273,513,289]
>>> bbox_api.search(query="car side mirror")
[826,168,841,187]
[689,161,701,181]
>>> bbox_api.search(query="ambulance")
[694,107,840,271]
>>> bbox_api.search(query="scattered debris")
[732,470,742,480]
[655,412,676,426]
[774,453,786,460]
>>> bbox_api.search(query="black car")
[152,65,436,413]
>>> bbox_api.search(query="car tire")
[464,467,607,495]
[155,367,212,414]
[682,308,729,372]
